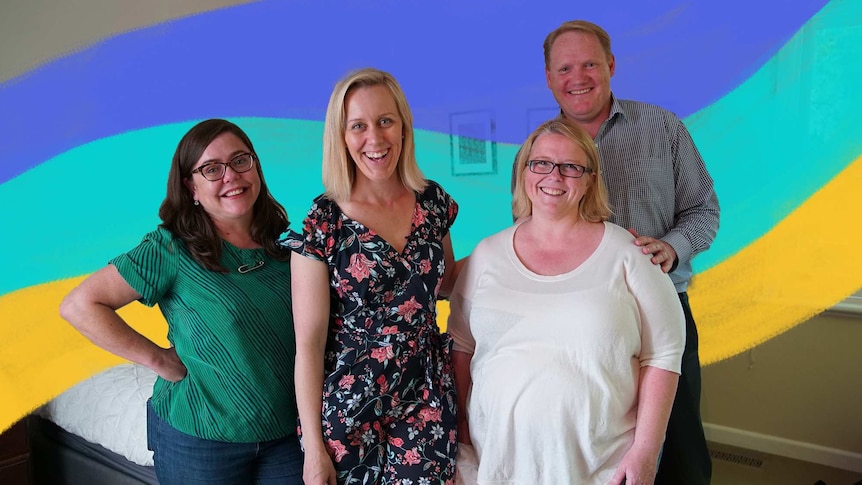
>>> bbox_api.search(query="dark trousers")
[655,292,712,485]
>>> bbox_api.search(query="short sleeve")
[624,243,685,373]
[447,244,486,355]
[110,227,179,307]
[277,195,338,263]
[448,286,476,354]
[423,180,458,236]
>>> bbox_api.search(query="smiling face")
[343,84,404,187]
[525,132,595,218]
[184,132,261,231]
[546,30,615,131]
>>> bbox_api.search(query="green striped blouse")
[111,226,297,443]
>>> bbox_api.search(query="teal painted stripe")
[0,116,518,297]
[0,118,322,296]
[685,0,862,271]
[0,118,515,295]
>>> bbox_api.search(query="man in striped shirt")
[539,19,720,485]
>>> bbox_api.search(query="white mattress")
[38,363,156,466]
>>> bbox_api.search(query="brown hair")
[543,20,613,69]
[159,119,289,272]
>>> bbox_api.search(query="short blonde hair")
[322,67,426,202]
[512,118,612,221]
[543,20,613,69]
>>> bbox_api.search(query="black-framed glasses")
[527,159,592,179]
[191,153,256,181]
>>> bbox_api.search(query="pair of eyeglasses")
[527,159,592,179]
[191,153,256,181]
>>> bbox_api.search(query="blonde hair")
[322,67,426,202]
[512,118,612,221]
[543,20,613,69]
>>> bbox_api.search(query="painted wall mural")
[2,0,861,431]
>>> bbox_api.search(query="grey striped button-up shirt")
[596,95,719,292]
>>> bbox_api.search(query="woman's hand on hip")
[153,346,187,382]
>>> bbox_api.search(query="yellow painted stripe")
[691,155,862,365]
[0,277,168,432]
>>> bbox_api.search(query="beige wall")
[0,0,255,82]
[702,312,862,454]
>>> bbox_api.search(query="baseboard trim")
[704,422,862,473]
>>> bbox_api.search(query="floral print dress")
[282,180,458,485]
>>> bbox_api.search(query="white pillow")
[38,363,156,466]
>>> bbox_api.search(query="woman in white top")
[448,118,685,485]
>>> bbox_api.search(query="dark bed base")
[27,415,158,485]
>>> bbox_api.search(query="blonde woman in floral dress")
[283,68,459,485]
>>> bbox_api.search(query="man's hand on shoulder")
[627,229,678,273]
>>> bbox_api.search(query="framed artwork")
[449,110,496,176]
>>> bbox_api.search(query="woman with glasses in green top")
[60,119,302,485]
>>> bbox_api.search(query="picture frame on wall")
[449,110,496,176]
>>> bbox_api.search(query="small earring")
[194,200,200,206]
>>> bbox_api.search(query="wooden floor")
[710,442,862,485]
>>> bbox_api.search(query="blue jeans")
[147,399,303,485]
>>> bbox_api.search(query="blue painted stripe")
[0,0,828,183]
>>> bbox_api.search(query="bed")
[28,363,158,484]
